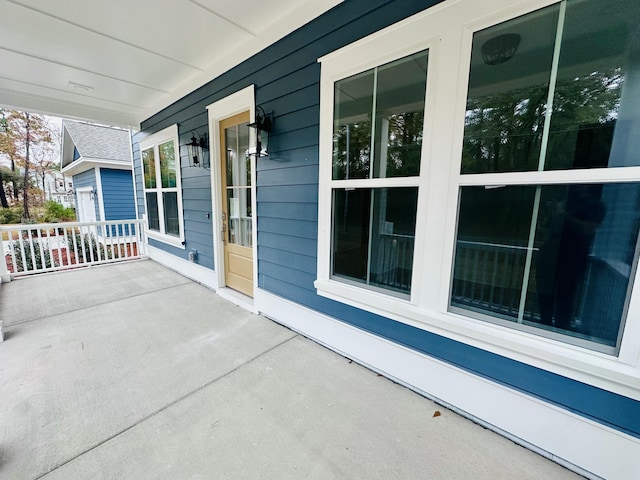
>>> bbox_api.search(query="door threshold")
[216,287,255,313]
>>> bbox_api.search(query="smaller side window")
[140,126,184,247]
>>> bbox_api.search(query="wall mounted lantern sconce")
[184,132,209,168]
[481,33,521,65]
[247,106,272,157]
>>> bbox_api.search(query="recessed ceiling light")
[67,81,94,93]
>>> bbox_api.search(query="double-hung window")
[318,0,640,392]
[330,51,428,297]
[140,125,185,248]
[451,0,640,354]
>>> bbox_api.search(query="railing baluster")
[64,226,72,266]
[109,224,116,260]
[26,229,36,273]
[55,227,63,268]
[9,229,18,274]
[97,224,104,262]
[125,223,131,258]
[35,228,45,270]
[44,227,53,269]
[72,227,81,265]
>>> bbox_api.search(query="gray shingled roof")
[63,120,131,162]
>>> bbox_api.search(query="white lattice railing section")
[0,219,146,279]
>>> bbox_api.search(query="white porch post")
[0,234,11,284]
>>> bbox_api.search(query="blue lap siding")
[132,0,640,439]
[99,169,136,221]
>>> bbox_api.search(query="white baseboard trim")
[215,287,257,314]
[147,245,218,290]
[255,287,640,480]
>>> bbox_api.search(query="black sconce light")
[185,132,209,168]
[247,106,272,157]
[481,33,521,65]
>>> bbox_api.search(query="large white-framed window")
[140,124,185,248]
[316,0,640,400]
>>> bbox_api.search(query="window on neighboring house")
[330,51,428,296]
[140,125,185,248]
[317,0,640,359]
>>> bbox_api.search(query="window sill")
[314,277,640,401]
[147,230,185,249]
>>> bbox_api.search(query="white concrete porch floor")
[0,260,582,480]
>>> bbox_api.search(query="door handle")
[221,217,227,243]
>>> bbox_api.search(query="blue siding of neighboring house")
[99,169,136,221]
[72,169,98,220]
[132,0,640,439]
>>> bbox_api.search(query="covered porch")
[0,260,579,479]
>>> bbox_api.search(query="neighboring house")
[61,120,136,224]
[46,172,74,209]
[130,1,640,478]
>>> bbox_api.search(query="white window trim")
[94,166,105,222]
[316,0,640,400]
[140,124,185,249]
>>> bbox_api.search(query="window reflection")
[462,0,640,173]
[163,192,179,236]
[142,149,156,189]
[452,183,640,348]
[146,192,159,231]
[333,188,417,294]
[333,51,428,180]
[454,0,640,352]
[159,141,176,188]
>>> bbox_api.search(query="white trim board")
[206,85,258,295]
[147,245,218,290]
[94,166,106,222]
[255,287,640,480]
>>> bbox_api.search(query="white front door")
[77,190,96,223]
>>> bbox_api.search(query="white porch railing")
[0,219,146,280]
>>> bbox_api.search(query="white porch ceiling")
[0,0,342,128]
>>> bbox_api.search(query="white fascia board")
[62,158,132,176]
[0,86,140,130]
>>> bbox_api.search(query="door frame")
[206,85,258,302]
[76,186,97,223]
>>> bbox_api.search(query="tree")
[0,166,24,206]
[461,69,623,173]
[0,109,56,219]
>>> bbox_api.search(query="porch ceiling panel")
[0,0,342,128]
